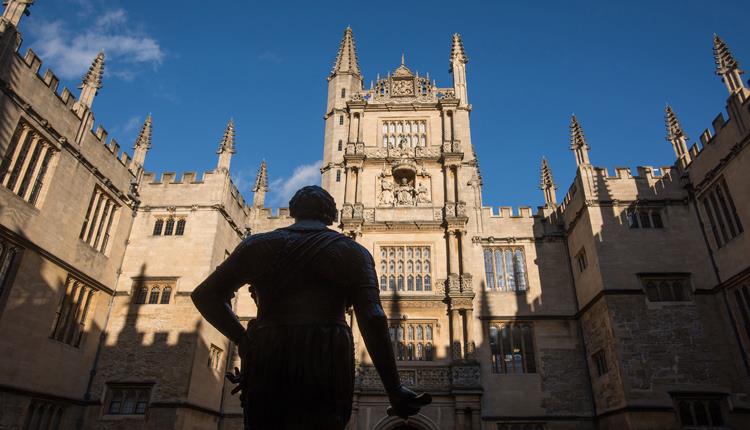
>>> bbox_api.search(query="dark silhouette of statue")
[192,186,431,429]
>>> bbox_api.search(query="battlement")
[9,45,138,173]
[482,206,535,219]
[589,165,676,181]
[140,170,250,215]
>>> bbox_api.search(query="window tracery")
[389,320,435,361]
[378,245,432,292]
[483,247,528,292]
[380,120,428,148]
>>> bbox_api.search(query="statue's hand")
[386,385,432,419]
[225,367,244,395]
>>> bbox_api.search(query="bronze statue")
[192,186,431,429]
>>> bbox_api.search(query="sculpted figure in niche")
[417,182,430,204]
[192,186,430,429]
[396,178,415,205]
[379,176,394,206]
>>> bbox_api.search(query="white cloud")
[269,161,322,207]
[257,51,283,64]
[26,9,163,80]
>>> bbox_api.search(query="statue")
[417,182,430,203]
[192,186,431,429]
[396,177,414,205]
[379,176,394,206]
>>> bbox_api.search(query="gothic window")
[641,275,691,302]
[148,287,160,304]
[22,400,65,430]
[389,320,436,361]
[104,384,151,415]
[483,247,528,292]
[0,238,20,298]
[0,120,56,205]
[336,170,341,182]
[378,246,431,293]
[132,279,175,305]
[381,120,428,148]
[488,322,536,374]
[164,218,175,236]
[576,248,588,273]
[592,349,608,376]
[50,276,96,347]
[79,187,118,253]
[733,284,750,349]
[208,344,223,370]
[153,219,163,235]
[175,219,186,236]
[380,275,387,291]
[673,396,725,428]
[339,115,344,125]
[337,140,343,151]
[701,178,743,248]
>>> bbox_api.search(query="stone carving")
[433,208,443,221]
[417,183,430,203]
[444,202,456,218]
[396,177,415,205]
[342,204,353,219]
[378,176,394,206]
[451,365,481,388]
[350,92,364,102]
[459,273,473,293]
[357,366,451,391]
[456,201,467,217]
[392,79,414,97]
[353,204,364,219]
[447,274,461,295]
[363,209,375,222]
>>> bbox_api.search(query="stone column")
[452,164,461,203]
[464,308,474,358]
[451,308,463,360]
[447,230,460,275]
[445,165,455,204]
[345,167,356,204]
[458,230,470,275]
[354,166,361,204]
[21,143,49,200]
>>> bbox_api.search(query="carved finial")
[130,114,152,171]
[665,105,690,161]
[331,26,361,77]
[81,51,105,90]
[540,157,557,207]
[76,51,105,111]
[713,34,746,94]
[569,115,591,166]
[216,119,235,173]
[217,118,236,154]
[450,33,468,65]
[1,0,33,27]
[401,53,405,66]
[252,160,268,207]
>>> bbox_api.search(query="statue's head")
[289,185,337,225]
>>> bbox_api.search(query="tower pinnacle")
[216,119,235,173]
[252,160,268,207]
[331,26,361,78]
[130,114,152,171]
[569,115,591,167]
[540,157,557,207]
[449,33,469,106]
[450,33,469,65]
[665,105,690,164]
[1,0,33,26]
[76,51,105,113]
[713,34,746,95]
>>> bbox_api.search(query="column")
[344,167,356,204]
[458,230,470,275]
[448,230,460,275]
[451,308,463,360]
[453,164,460,203]
[354,167,360,204]
[464,308,474,358]
[19,143,49,200]
[445,165,455,203]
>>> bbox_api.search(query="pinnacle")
[134,114,152,149]
[331,26,361,77]
[713,34,742,75]
[569,115,588,150]
[664,105,686,142]
[218,119,236,154]
[81,51,105,89]
[253,160,268,192]
[540,157,556,190]
[450,33,468,65]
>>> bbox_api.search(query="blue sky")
[16,0,749,208]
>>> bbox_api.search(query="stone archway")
[372,413,440,430]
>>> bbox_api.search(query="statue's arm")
[191,237,263,345]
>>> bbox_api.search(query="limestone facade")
[0,3,749,429]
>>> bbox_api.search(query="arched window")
[380,275,387,291]
[416,325,423,340]
[407,261,413,273]
[425,342,433,360]
[415,261,421,272]
[407,275,414,290]
[389,275,396,291]
[134,286,148,304]
[424,260,430,272]
[397,261,403,273]
[389,261,395,272]
[148,287,160,304]
[424,275,432,291]
[153,219,163,236]
[514,250,527,291]
[164,218,175,236]
[160,286,172,304]
[339,115,344,125]
[397,276,404,291]
[175,219,186,236]
[416,275,423,291]
[426,325,433,340]
[417,343,424,360]
[408,325,414,340]
[505,250,516,290]
[407,344,414,360]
